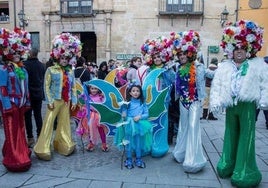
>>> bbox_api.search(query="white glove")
[259,104,268,111]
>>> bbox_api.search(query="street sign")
[116,53,141,60]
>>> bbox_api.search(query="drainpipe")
[235,0,239,21]
[13,0,16,27]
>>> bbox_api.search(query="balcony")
[60,0,94,17]
[159,0,204,15]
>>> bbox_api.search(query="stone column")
[43,14,51,52]
[105,10,112,60]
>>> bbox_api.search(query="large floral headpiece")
[170,30,201,59]
[50,32,82,62]
[220,20,263,59]
[140,36,173,66]
[0,27,31,60]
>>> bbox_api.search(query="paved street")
[0,110,267,188]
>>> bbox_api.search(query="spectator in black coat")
[24,48,46,147]
[74,56,92,84]
[97,61,109,80]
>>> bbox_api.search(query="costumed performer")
[34,32,81,160]
[0,27,32,171]
[210,20,267,187]
[140,36,175,157]
[171,30,207,173]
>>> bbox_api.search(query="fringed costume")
[0,62,32,171]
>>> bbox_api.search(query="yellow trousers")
[34,100,75,160]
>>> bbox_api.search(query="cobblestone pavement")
[0,109,267,188]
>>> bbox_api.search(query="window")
[68,2,79,13]
[159,0,203,15]
[30,32,40,51]
[0,1,9,22]
[166,0,193,13]
[60,0,93,16]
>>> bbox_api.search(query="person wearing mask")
[34,33,81,161]
[0,27,32,171]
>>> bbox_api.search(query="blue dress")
[114,98,152,156]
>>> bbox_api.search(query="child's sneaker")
[101,143,109,152]
[124,158,134,169]
[87,142,95,152]
[135,158,146,168]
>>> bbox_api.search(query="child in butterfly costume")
[115,83,152,169]
[85,85,109,152]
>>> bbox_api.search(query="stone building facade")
[0,0,266,66]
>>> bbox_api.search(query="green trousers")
[217,101,262,187]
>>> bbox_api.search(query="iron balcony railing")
[159,0,204,15]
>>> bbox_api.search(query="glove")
[259,104,268,111]
[70,104,77,111]
[47,103,54,110]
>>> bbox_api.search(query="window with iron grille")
[60,0,93,16]
[159,0,203,15]
[30,32,40,51]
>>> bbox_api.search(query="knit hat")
[0,27,31,61]
[170,30,201,59]
[140,36,173,66]
[50,32,82,62]
[220,20,263,59]
[210,57,218,65]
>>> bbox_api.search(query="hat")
[50,32,82,62]
[0,27,31,60]
[264,56,268,64]
[141,36,173,66]
[210,57,218,65]
[220,20,263,59]
[170,30,201,59]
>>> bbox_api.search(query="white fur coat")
[210,57,268,110]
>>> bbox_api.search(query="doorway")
[80,32,96,64]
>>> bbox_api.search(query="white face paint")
[59,56,70,66]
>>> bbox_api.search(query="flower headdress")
[140,36,173,66]
[0,27,31,60]
[170,30,201,59]
[50,32,82,64]
[220,20,263,59]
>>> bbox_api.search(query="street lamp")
[220,6,229,27]
[18,10,28,29]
